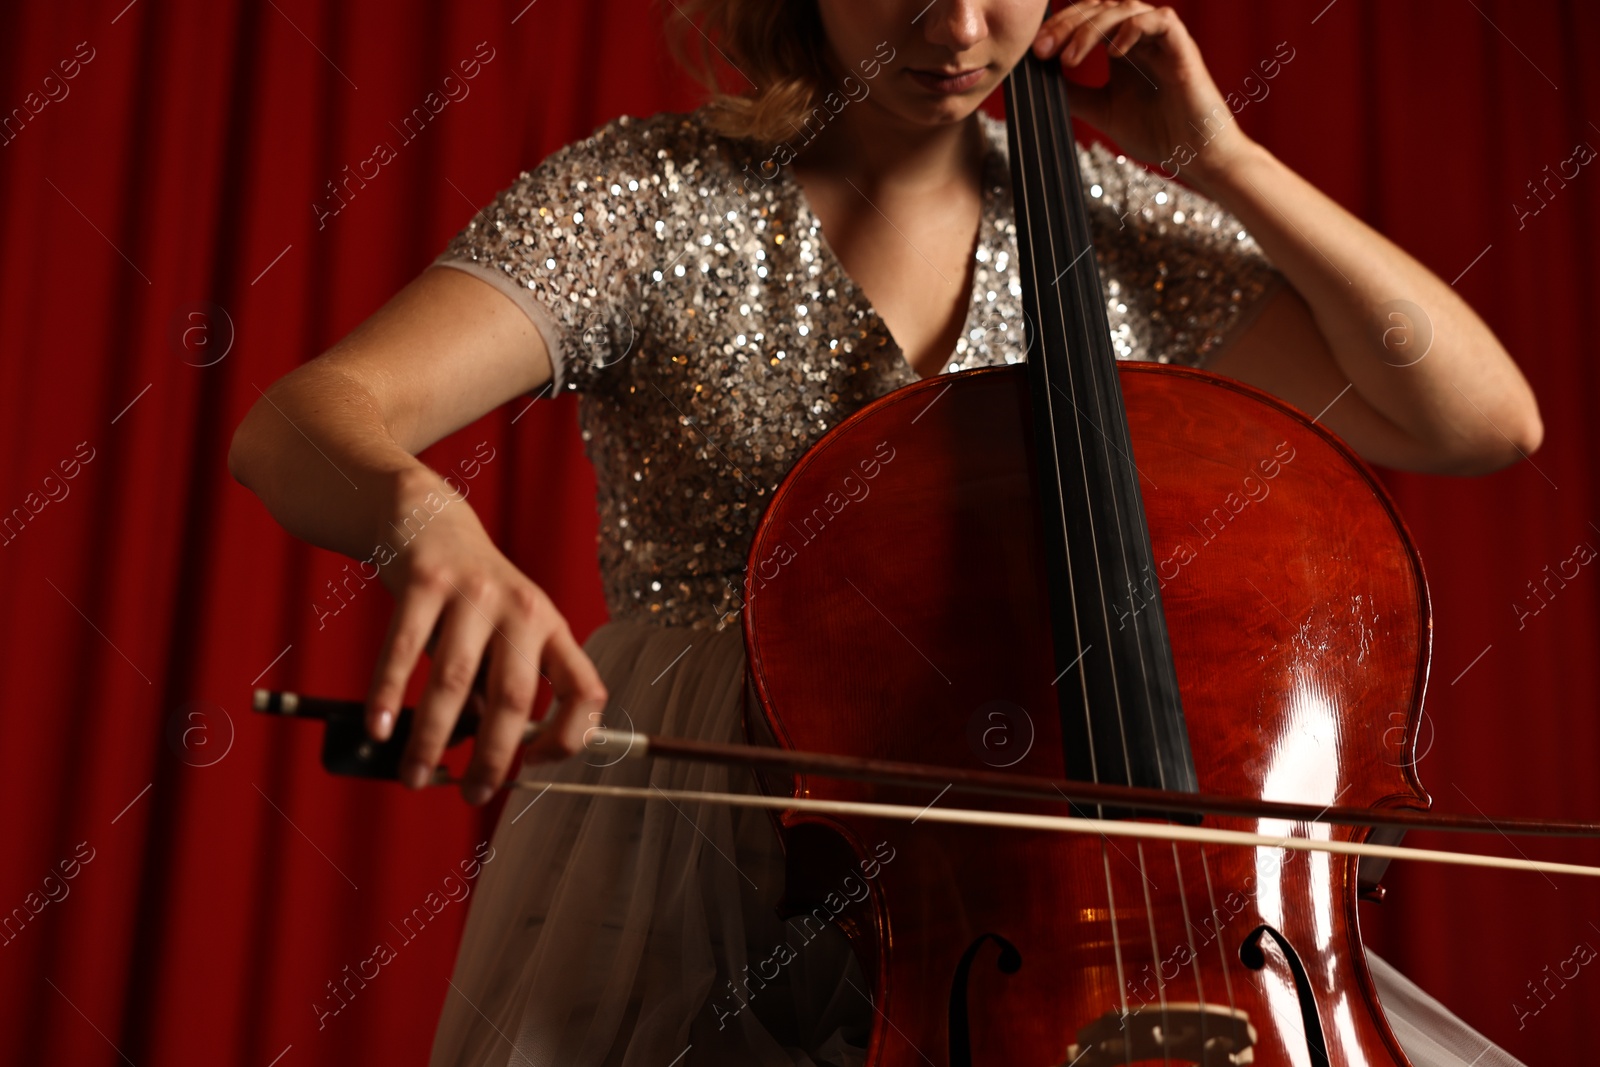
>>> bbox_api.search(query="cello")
[737,49,1424,1065]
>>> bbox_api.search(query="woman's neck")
[795,98,986,197]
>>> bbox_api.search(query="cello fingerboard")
[1002,53,1199,804]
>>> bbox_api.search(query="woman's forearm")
[228,367,456,561]
[1190,140,1544,466]
[1033,3,1543,471]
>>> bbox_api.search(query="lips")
[906,67,988,94]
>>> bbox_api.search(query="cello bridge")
[1062,1002,1256,1066]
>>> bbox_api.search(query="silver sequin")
[435,109,1282,630]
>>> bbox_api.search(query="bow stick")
[254,688,1600,849]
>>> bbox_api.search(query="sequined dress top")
[433,108,1283,631]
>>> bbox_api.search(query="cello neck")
[1002,52,1199,801]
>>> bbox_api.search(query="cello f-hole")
[1240,924,1331,1067]
[948,932,1023,1067]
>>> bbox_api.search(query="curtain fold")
[0,1,1594,1063]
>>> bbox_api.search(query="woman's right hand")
[363,468,608,805]
[228,265,604,804]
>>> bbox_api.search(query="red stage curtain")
[1,1,1595,1063]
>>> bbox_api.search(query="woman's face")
[813,0,1050,128]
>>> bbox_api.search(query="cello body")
[742,362,1431,1065]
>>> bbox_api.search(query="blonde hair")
[667,0,832,144]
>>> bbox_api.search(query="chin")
[882,81,994,129]
[901,102,979,128]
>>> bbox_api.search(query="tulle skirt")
[428,619,1526,1067]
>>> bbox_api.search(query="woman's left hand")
[1031,1,1255,191]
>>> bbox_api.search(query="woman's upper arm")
[304,264,554,456]
[1203,284,1442,473]
[1084,145,1448,473]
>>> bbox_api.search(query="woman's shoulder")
[433,107,774,393]
[1075,139,1272,266]
[977,106,1263,250]
[972,108,1278,366]
[520,107,758,203]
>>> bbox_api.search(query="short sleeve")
[1081,142,1285,369]
[432,117,654,394]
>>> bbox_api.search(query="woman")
[229,1,1541,1064]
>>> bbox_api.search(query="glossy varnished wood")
[743,363,1429,1066]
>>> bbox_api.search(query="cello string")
[1037,52,1163,794]
[1036,52,1210,1060]
[1169,842,1214,1055]
[1062,72,1172,794]
[1098,839,1136,1067]
[1026,56,1179,1054]
[1027,56,1166,1057]
[1016,56,1136,1034]
[439,776,1600,879]
[1132,841,1175,1061]
[1197,849,1241,1034]
[1022,49,1138,792]
[1012,37,1103,792]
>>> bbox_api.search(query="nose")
[921,0,988,51]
